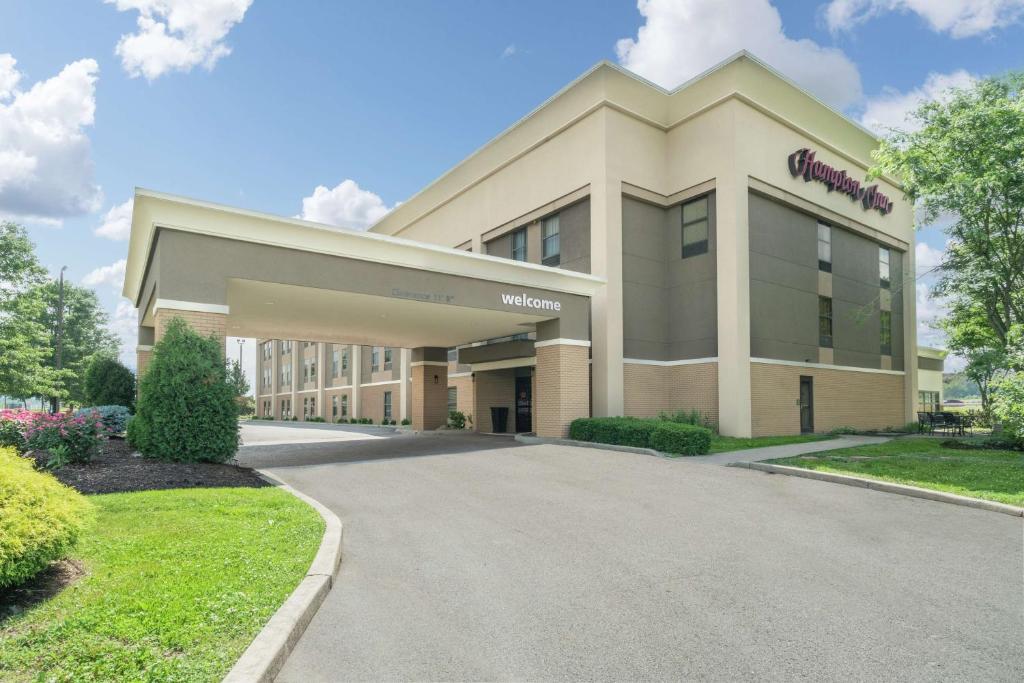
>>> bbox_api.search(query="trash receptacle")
[490,406,509,433]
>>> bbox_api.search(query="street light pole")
[52,266,67,414]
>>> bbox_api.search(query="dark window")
[341,394,348,417]
[918,390,940,413]
[448,387,457,414]
[511,228,527,262]
[342,349,348,371]
[817,222,832,272]
[542,215,560,266]
[681,196,709,258]
[383,391,392,420]
[880,310,892,355]
[371,347,380,372]
[819,296,833,348]
[383,347,393,371]
[879,247,891,289]
[331,395,338,418]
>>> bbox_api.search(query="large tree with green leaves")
[871,73,1024,351]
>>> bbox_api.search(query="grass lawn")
[708,433,834,454]
[0,486,323,682]
[768,437,1024,507]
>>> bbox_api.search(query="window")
[280,363,292,387]
[342,348,349,371]
[880,310,892,355]
[511,228,527,262]
[918,390,940,413]
[332,348,340,378]
[341,394,349,417]
[819,296,833,348]
[817,223,832,272]
[448,387,457,414]
[262,399,270,417]
[383,347,393,371]
[263,341,273,360]
[681,196,709,258]
[448,347,458,362]
[541,215,560,266]
[331,395,338,419]
[281,340,292,354]
[303,358,317,385]
[262,367,271,390]
[371,347,380,372]
[383,391,392,421]
[303,396,316,420]
[879,247,891,289]
[281,399,291,420]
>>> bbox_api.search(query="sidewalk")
[692,435,890,465]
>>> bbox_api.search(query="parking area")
[255,436,1024,681]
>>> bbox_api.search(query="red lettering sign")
[787,148,894,216]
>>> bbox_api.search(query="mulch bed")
[32,438,269,495]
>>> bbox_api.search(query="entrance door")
[515,376,532,433]
[799,376,814,433]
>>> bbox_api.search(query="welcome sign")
[787,148,894,216]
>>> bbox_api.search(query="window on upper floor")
[879,247,891,289]
[818,223,832,272]
[511,228,527,262]
[819,296,833,348]
[880,310,892,355]
[371,347,380,372]
[542,214,560,266]
[342,348,349,371]
[383,347,393,371]
[681,196,709,258]
[332,348,340,377]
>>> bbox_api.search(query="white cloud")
[501,44,518,58]
[824,0,1024,38]
[916,281,950,348]
[615,0,863,110]
[860,70,976,133]
[298,179,392,230]
[106,0,253,80]
[82,258,127,290]
[915,241,946,275]
[95,198,134,240]
[109,300,139,368]
[0,54,102,222]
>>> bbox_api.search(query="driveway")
[261,441,1023,681]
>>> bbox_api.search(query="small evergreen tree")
[85,356,136,410]
[128,317,238,462]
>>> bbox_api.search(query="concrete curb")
[222,471,344,683]
[515,433,669,458]
[729,461,1024,518]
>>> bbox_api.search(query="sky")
[2,0,1023,386]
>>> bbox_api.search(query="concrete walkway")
[693,434,890,465]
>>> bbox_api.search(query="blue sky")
[2,0,1022,378]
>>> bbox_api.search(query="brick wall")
[535,344,589,438]
[324,388,353,421]
[411,364,448,430]
[361,383,400,424]
[154,308,226,346]
[136,349,152,377]
[751,361,905,436]
[449,374,475,424]
[623,362,719,425]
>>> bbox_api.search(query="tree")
[26,281,119,407]
[871,73,1024,351]
[128,317,238,462]
[226,359,253,416]
[939,301,1007,413]
[85,356,136,409]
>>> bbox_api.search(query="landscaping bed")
[0,487,323,682]
[767,437,1024,507]
[31,437,267,495]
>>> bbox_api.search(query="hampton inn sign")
[787,148,895,216]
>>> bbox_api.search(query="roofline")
[917,345,948,359]
[368,50,880,233]
[124,187,606,304]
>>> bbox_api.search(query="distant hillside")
[943,372,980,400]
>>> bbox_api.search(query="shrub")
[0,447,93,588]
[335,418,348,424]
[992,371,1024,447]
[569,417,658,448]
[400,418,411,426]
[129,318,239,463]
[941,435,1022,451]
[657,409,716,430]
[0,409,33,453]
[76,405,131,434]
[85,356,136,411]
[649,422,713,455]
[306,416,326,423]
[829,426,858,435]
[448,411,467,429]
[24,412,107,465]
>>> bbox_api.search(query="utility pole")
[51,266,67,413]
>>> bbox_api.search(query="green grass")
[708,433,834,454]
[0,487,324,682]
[768,437,1024,507]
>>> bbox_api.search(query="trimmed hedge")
[568,417,712,456]
[0,447,93,588]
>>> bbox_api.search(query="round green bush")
[0,447,93,588]
[85,356,136,411]
[129,318,239,463]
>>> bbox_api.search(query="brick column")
[136,346,153,376]
[154,307,227,351]
[410,347,448,431]
[534,340,590,437]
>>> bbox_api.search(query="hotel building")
[125,52,931,437]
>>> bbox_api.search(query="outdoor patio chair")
[917,412,935,434]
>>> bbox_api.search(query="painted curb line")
[729,461,1024,518]
[222,471,344,683]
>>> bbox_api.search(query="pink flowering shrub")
[19,411,108,464]
[0,409,35,453]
